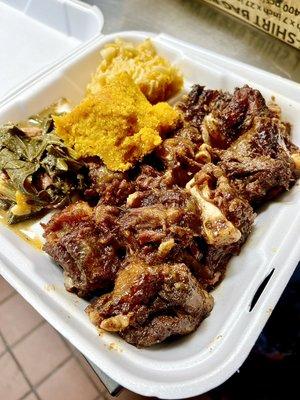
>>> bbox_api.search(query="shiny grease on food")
[87,258,213,347]
[1,38,300,348]
[0,99,86,224]
[44,83,299,347]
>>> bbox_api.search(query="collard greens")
[0,106,86,223]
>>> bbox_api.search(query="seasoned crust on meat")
[178,84,276,149]
[84,158,135,206]
[122,188,202,264]
[44,163,254,300]
[178,84,299,206]
[43,202,124,298]
[219,117,298,205]
[153,136,204,186]
[86,258,213,347]
[43,83,299,347]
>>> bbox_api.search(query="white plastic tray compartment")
[0,31,300,399]
[0,0,103,102]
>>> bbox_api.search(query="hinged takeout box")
[0,0,103,103]
[0,1,300,398]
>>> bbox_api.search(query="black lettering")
[271,21,276,35]
[263,7,281,19]
[264,8,272,16]
[276,24,287,40]
[262,18,271,32]
[231,5,241,14]
[254,15,261,28]
[287,32,296,45]
[241,9,250,20]
[221,1,231,11]
[283,16,288,24]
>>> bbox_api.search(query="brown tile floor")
[0,275,152,400]
[0,276,209,400]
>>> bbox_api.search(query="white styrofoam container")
[0,0,103,103]
[0,6,300,399]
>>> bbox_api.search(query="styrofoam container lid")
[0,0,103,102]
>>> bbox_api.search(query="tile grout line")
[60,335,108,397]
[0,290,104,399]
[73,351,106,396]
[10,320,46,349]
[0,291,17,306]
[0,285,105,397]
[33,354,73,390]
[0,330,42,400]
[60,335,75,353]
[46,331,103,394]
[60,334,106,394]
[18,389,35,400]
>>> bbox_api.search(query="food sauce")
[0,210,43,250]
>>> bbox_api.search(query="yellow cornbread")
[54,73,179,171]
[86,38,183,104]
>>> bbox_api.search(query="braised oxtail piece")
[122,187,203,272]
[86,258,213,347]
[179,84,300,205]
[43,202,125,298]
[178,84,276,149]
[219,116,300,206]
[186,164,255,288]
[43,83,299,348]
